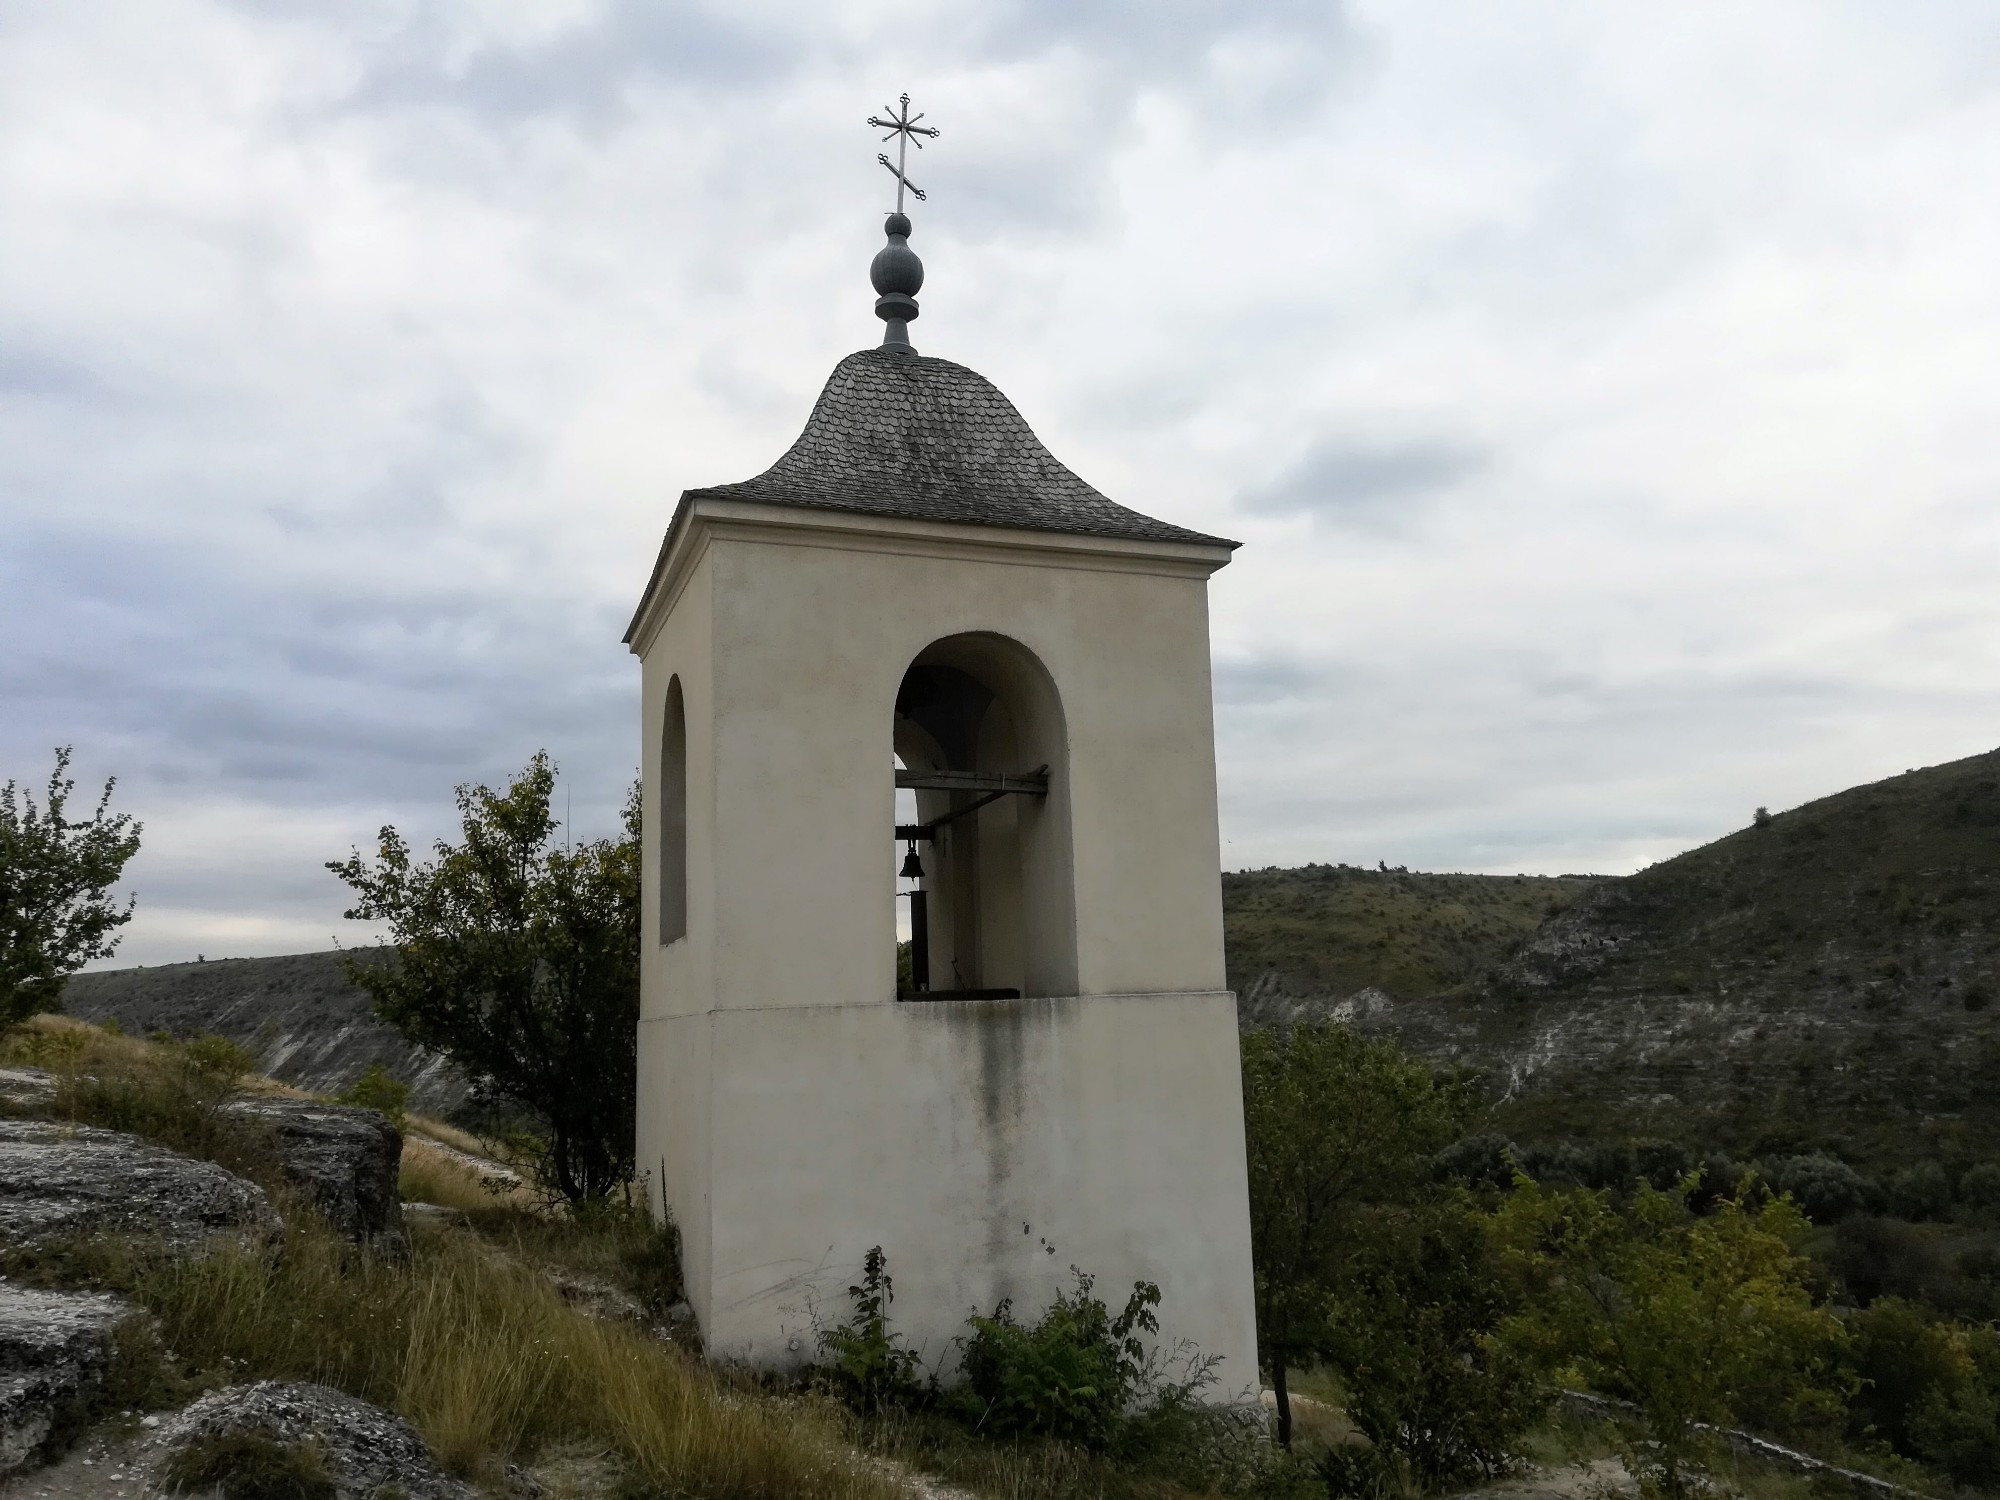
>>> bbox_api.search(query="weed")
[818,1246,930,1415]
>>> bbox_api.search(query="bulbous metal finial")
[866,95,938,356]
[872,213,923,355]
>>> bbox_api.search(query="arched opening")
[659,675,687,946]
[892,633,1075,999]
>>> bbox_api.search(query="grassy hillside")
[1478,746,2000,1168]
[1222,864,1598,1018]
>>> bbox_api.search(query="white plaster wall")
[699,519,1229,1009]
[703,990,1259,1401]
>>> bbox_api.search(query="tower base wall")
[640,991,1259,1403]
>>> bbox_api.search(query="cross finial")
[865,94,937,356]
[868,93,939,214]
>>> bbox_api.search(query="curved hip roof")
[687,347,1236,549]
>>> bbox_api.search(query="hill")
[1222,864,1598,1023]
[61,949,473,1117]
[1263,748,2000,1177]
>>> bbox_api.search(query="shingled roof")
[685,347,1236,549]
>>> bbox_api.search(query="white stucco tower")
[624,204,1257,1396]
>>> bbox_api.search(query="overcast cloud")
[3,1,1998,964]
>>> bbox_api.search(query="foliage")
[338,1063,411,1127]
[1323,1197,1549,1489]
[1760,1154,1875,1225]
[1496,1177,1851,1499]
[955,1268,1162,1448]
[0,747,142,1026]
[158,1431,338,1500]
[817,1246,930,1416]
[1904,1320,2000,1489]
[1846,1297,2000,1487]
[328,754,640,1202]
[1239,1021,1473,1447]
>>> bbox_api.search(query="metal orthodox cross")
[868,94,939,212]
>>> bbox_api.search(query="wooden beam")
[893,767,1049,795]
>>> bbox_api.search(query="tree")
[1239,1022,1472,1447]
[1325,1197,1548,1489]
[1496,1177,1850,1500]
[328,753,639,1202]
[1,747,142,1026]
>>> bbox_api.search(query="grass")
[844,1404,1315,1500]
[21,1211,902,1499]
[399,1137,532,1213]
[158,1431,338,1500]
[0,1018,907,1497]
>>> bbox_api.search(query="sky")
[4,1,1999,966]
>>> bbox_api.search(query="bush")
[954,1269,1162,1449]
[1762,1154,1876,1224]
[338,1064,411,1127]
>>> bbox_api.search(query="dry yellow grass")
[399,1137,534,1212]
[110,1216,908,1498]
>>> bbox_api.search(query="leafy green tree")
[1239,1022,1471,1447]
[1,747,142,1026]
[328,753,639,1202]
[1496,1177,1850,1500]
[1326,1197,1549,1488]
[1905,1321,2000,1488]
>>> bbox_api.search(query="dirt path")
[1449,1457,1634,1500]
[0,1423,149,1499]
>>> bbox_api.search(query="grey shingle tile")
[688,348,1236,549]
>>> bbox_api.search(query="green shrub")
[338,1063,411,1127]
[158,1431,337,1500]
[954,1268,1160,1449]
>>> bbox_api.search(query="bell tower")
[624,113,1257,1394]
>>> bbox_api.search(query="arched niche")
[892,632,1077,999]
[659,674,688,946]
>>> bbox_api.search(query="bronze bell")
[900,842,924,880]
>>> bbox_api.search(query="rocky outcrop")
[144,1381,475,1500]
[226,1099,407,1256]
[0,1282,136,1474]
[0,1120,281,1254]
[0,1070,405,1253]
[61,950,472,1117]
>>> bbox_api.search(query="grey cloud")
[1241,436,1486,530]
[309,2,801,128]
